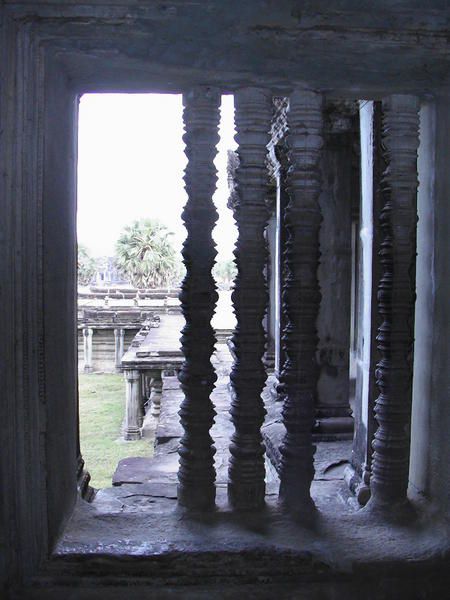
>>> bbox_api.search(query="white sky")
[77,93,237,262]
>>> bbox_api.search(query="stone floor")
[111,370,351,494]
[55,347,449,589]
[113,340,351,492]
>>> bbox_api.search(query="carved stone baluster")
[278,89,324,512]
[150,372,163,418]
[228,87,272,510]
[369,95,419,510]
[178,87,220,510]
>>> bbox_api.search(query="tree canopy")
[214,258,237,287]
[115,219,178,289]
[77,244,97,286]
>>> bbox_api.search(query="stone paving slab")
[113,455,178,486]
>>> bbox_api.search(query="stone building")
[77,286,180,371]
[1,1,449,598]
[93,257,126,287]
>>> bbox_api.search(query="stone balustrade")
[79,86,420,520]
[171,86,420,518]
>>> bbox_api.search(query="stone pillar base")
[313,404,354,440]
[313,416,354,441]
[263,351,275,371]
[228,481,266,511]
[124,429,141,441]
[344,464,371,506]
[76,456,95,502]
[268,374,284,401]
[177,483,216,511]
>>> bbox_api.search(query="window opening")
[77,93,236,494]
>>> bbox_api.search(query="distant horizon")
[77,93,237,263]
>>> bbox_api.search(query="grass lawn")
[79,373,153,489]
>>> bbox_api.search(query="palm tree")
[115,219,178,289]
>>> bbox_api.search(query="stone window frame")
[3,12,281,576]
[2,5,448,589]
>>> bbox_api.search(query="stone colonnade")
[176,86,420,516]
[81,326,127,372]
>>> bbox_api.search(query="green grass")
[79,373,153,489]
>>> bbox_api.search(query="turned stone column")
[124,369,142,440]
[368,95,420,509]
[177,87,220,510]
[278,89,324,512]
[345,100,382,505]
[150,371,163,418]
[228,87,272,510]
[114,327,125,371]
[83,327,93,373]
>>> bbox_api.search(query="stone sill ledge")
[51,483,450,580]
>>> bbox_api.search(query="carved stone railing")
[369,94,420,510]
[278,89,324,512]
[173,86,420,521]
[228,87,272,509]
[177,87,220,510]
